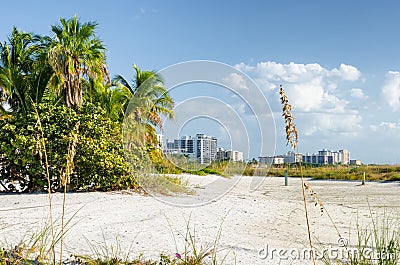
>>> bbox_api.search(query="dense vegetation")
[0,16,173,192]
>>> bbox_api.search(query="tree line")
[0,15,174,192]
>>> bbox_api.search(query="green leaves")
[0,102,138,193]
[0,27,53,116]
[48,15,106,108]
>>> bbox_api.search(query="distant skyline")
[2,1,400,163]
[164,132,359,163]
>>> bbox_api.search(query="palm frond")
[48,15,106,108]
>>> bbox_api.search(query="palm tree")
[113,64,174,146]
[0,27,51,116]
[48,15,107,108]
[83,77,131,122]
[29,36,56,106]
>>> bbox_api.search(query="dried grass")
[279,85,316,265]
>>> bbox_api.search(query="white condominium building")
[195,134,218,164]
[164,134,219,164]
[217,148,244,162]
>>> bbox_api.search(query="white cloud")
[379,121,400,130]
[300,113,362,136]
[236,61,361,112]
[235,62,254,73]
[235,61,363,136]
[285,81,324,111]
[381,71,400,111]
[351,88,367,99]
[368,121,400,138]
[222,73,248,90]
[243,61,326,84]
[330,64,361,81]
[369,125,378,132]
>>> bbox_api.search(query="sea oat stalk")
[59,121,80,264]
[279,85,316,265]
[32,105,56,264]
[279,85,298,150]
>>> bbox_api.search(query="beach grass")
[319,208,400,265]
[265,164,400,181]
[0,216,232,265]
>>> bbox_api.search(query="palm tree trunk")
[74,76,82,108]
[63,73,82,108]
[63,78,72,108]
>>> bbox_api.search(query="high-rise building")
[180,136,194,154]
[302,149,350,165]
[338,149,350,165]
[264,148,353,166]
[164,134,245,165]
[195,134,218,164]
[166,139,175,150]
[230,150,244,162]
[283,151,302,163]
[217,148,244,162]
[164,136,195,157]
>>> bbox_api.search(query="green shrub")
[71,103,139,191]
[0,102,138,192]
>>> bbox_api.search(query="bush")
[0,102,138,192]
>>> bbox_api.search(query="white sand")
[0,175,399,264]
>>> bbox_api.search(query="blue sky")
[2,0,400,163]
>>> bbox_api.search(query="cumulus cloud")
[236,61,361,112]
[351,88,367,99]
[330,64,362,81]
[300,112,362,136]
[381,71,400,111]
[236,61,363,136]
[222,73,248,90]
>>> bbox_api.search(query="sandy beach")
[0,175,399,264]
